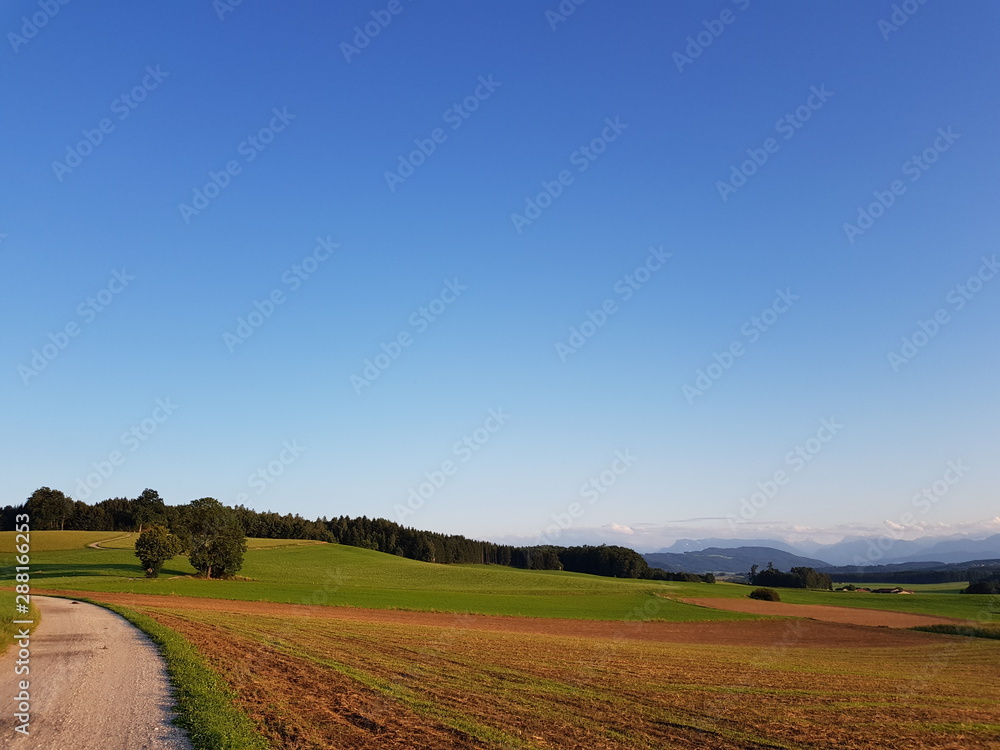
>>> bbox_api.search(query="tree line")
[963,572,1000,594]
[3,487,715,582]
[748,562,833,590]
[830,566,1000,585]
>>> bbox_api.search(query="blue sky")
[2,1,998,550]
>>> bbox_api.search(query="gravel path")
[0,596,191,749]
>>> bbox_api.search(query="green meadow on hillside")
[1,530,124,552]
[4,532,995,622]
[0,531,323,552]
[0,533,739,621]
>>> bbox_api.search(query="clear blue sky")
[2,1,998,550]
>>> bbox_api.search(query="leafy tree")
[963,575,1000,595]
[26,487,74,530]
[750,564,832,590]
[791,566,833,590]
[132,488,167,533]
[180,497,247,579]
[134,524,183,577]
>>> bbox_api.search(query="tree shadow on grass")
[21,562,194,580]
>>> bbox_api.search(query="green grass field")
[4,531,997,623]
[1,534,741,621]
[77,534,324,551]
[0,589,39,655]
[0,532,45,653]
[0,530,324,552]
[0,530,126,552]
[680,578,999,621]
[4,532,1000,748]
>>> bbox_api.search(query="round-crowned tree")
[134,524,183,577]
[180,497,247,579]
[26,486,74,530]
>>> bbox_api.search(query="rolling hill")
[1,532,740,622]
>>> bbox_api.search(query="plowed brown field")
[680,596,964,628]
[47,590,1000,750]
[37,588,953,647]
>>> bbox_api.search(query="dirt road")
[0,596,190,749]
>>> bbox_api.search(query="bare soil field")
[38,590,1000,749]
[38,589,951,648]
[682,597,966,628]
[146,607,1000,749]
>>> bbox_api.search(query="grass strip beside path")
[78,597,270,750]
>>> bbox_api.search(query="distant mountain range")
[643,546,829,575]
[659,538,803,555]
[649,533,1000,569]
